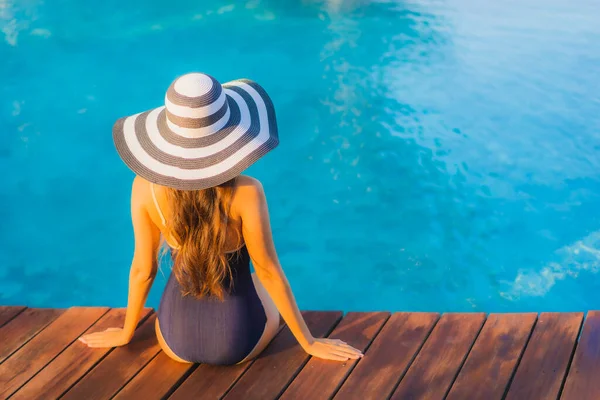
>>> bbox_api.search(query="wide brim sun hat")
[112,73,278,190]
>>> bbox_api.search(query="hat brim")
[112,79,279,190]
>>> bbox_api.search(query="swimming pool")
[2,0,600,312]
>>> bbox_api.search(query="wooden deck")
[0,307,598,399]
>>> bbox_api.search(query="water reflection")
[307,0,600,311]
[2,0,600,311]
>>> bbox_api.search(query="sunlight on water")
[1,0,600,311]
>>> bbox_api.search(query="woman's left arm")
[80,178,160,348]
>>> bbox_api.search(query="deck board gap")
[501,316,539,400]
[109,325,163,399]
[443,314,488,399]
[110,350,162,399]
[556,316,586,399]
[55,309,155,400]
[443,313,489,398]
[384,313,442,400]
[217,360,257,399]
[219,316,287,399]
[12,308,110,397]
[327,312,393,400]
[0,306,27,329]
[217,323,289,399]
[161,363,200,400]
[57,346,119,399]
[274,314,344,399]
[1,309,64,364]
[217,342,276,398]
[6,308,600,400]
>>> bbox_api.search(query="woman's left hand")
[79,328,131,348]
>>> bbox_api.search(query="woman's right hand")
[302,337,364,361]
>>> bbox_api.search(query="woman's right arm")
[239,177,363,362]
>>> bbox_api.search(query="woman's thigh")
[155,318,192,364]
[237,272,281,364]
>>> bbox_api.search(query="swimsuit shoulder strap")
[151,183,181,250]
[151,183,167,226]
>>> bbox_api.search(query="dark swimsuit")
[152,184,267,365]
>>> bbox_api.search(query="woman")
[79,73,363,364]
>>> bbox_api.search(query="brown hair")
[162,178,239,300]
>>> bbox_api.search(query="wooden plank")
[334,312,440,399]
[11,308,153,400]
[222,311,342,400]
[61,313,160,400]
[0,306,26,328]
[142,319,287,400]
[561,311,600,400]
[170,360,255,400]
[506,312,582,400]
[0,308,65,363]
[113,351,196,399]
[391,313,486,400]
[0,307,108,399]
[280,312,390,400]
[446,313,537,400]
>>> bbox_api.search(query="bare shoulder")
[232,175,266,213]
[131,176,152,208]
[235,175,264,197]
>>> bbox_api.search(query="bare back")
[142,176,258,254]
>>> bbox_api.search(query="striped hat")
[113,73,279,190]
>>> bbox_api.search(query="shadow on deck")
[0,306,598,399]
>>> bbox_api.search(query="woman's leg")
[237,272,281,364]
[155,318,192,364]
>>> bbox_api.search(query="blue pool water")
[2,0,600,312]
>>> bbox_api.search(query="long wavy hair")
[161,178,240,300]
